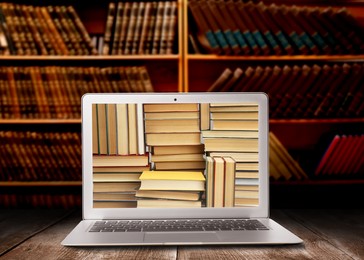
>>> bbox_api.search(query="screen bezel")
[82,92,269,220]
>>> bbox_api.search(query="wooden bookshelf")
[0,0,363,208]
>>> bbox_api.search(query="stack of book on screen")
[92,103,150,208]
[202,103,259,207]
[103,1,178,55]
[136,171,205,208]
[315,134,364,177]
[207,63,364,118]
[0,3,97,55]
[0,131,81,181]
[188,0,364,55]
[0,66,153,119]
[144,103,205,171]
[269,132,308,181]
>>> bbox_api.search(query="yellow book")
[139,171,205,191]
[140,171,205,181]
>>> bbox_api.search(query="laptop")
[62,92,303,246]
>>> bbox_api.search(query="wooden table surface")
[1,209,363,260]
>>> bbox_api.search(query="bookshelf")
[0,0,363,208]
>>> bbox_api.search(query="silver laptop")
[62,92,302,246]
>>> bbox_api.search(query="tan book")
[154,161,206,171]
[235,185,259,191]
[151,153,205,162]
[106,104,117,155]
[128,104,138,154]
[145,111,199,120]
[235,197,259,207]
[146,132,202,146]
[202,131,259,139]
[92,104,98,154]
[144,103,199,112]
[93,182,140,192]
[152,144,205,155]
[102,2,116,55]
[204,138,258,152]
[93,192,136,201]
[235,190,259,199]
[205,156,215,207]
[93,201,137,208]
[145,119,200,133]
[139,171,205,191]
[213,157,225,208]
[93,154,149,167]
[93,165,150,173]
[223,157,236,207]
[96,104,107,155]
[211,112,259,120]
[116,104,129,155]
[236,162,259,171]
[136,190,200,201]
[93,173,141,182]
[209,152,258,162]
[137,199,202,208]
[235,171,259,179]
[200,103,210,130]
[209,105,259,112]
[210,120,258,131]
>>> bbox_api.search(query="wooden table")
[1,209,363,259]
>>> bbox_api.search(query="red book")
[315,135,340,176]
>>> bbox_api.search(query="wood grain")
[1,209,363,260]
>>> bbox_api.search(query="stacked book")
[315,134,364,177]
[136,171,205,208]
[188,0,364,55]
[269,132,308,181]
[205,156,236,207]
[207,63,364,118]
[0,3,97,55]
[0,66,153,119]
[144,103,205,171]
[202,103,259,207]
[92,103,150,208]
[103,1,178,55]
[0,131,81,182]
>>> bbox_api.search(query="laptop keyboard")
[89,219,269,232]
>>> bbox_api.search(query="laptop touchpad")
[144,232,220,243]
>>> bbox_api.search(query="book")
[96,104,107,155]
[139,170,205,191]
[145,119,200,133]
[210,120,258,131]
[205,156,214,207]
[200,103,210,130]
[93,192,137,201]
[223,157,236,207]
[202,130,258,139]
[151,153,205,162]
[152,144,205,155]
[204,138,258,152]
[146,133,202,146]
[153,161,206,170]
[116,104,129,155]
[93,182,140,192]
[93,154,149,167]
[137,199,202,208]
[93,165,150,173]
[144,103,199,112]
[207,68,233,92]
[93,173,141,182]
[128,103,138,154]
[106,104,117,155]
[213,157,225,207]
[188,0,221,54]
[136,190,200,201]
[94,201,137,208]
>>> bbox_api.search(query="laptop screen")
[91,101,260,209]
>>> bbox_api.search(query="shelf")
[271,179,364,186]
[0,119,81,124]
[187,54,364,61]
[0,181,82,187]
[270,118,364,124]
[0,55,180,61]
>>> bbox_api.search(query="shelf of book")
[0,55,181,61]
